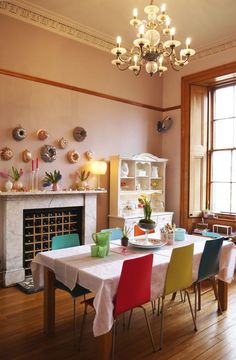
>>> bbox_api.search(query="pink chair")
[79,254,156,358]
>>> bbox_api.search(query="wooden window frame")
[181,61,236,232]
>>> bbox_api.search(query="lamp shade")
[90,161,107,175]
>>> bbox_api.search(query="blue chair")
[194,237,224,323]
[101,227,123,240]
[51,234,90,344]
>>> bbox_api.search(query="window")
[210,85,236,214]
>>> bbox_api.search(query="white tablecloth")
[31,235,236,337]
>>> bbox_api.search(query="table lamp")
[90,160,107,190]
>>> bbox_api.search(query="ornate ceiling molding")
[0,0,236,61]
[0,0,114,52]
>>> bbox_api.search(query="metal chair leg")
[157,298,160,316]
[171,292,177,301]
[73,298,77,348]
[128,309,133,329]
[159,297,165,350]
[151,300,156,314]
[78,302,88,350]
[185,289,198,331]
[211,277,223,315]
[194,283,197,321]
[122,313,125,328]
[197,282,201,311]
[140,306,157,352]
[112,319,117,360]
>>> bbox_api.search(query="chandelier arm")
[116,63,131,71]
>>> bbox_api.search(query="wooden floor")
[1,280,236,360]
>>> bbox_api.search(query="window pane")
[214,86,234,119]
[212,151,231,182]
[213,118,234,149]
[211,183,230,212]
[232,151,236,182]
[232,184,236,213]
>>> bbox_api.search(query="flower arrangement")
[121,226,132,247]
[0,166,23,181]
[76,170,90,182]
[160,223,176,235]
[138,194,155,224]
[43,170,62,187]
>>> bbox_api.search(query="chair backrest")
[197,237,224,282]
[164,243,194,296]
[101,227,123,240]
[51,233,80,250]
[114,254,153,317]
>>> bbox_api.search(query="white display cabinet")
[109,153,173,236]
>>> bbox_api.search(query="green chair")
[159,243,197,349]
[51,233,90,345]
[193,237,224,323]
[101,227,123,240]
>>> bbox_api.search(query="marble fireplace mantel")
[0,190,105,286]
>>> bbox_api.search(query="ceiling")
[23,0,236,52]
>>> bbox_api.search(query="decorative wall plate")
[40,145,57,162]
[12,126,27,141]
[67,150,80,163]
[22,149,32,163]
[1,147,13,160]
[37,129,49,141]
[85,150,94,160]
[58,137,68,149]
[73,127,87,142]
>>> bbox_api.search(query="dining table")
[31,234,236,360]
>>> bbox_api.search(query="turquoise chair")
[101,227,123,240]
[194,237,224,323]
[51,233,90,345]
[159,244,197,349]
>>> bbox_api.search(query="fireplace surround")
[0,190,104,286]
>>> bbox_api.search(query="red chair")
[79,254,156,358]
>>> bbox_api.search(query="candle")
[133,8,138,18]
[186,37,191,49]
[170,27,176,40]
[161,4,166,14]
[36,157,39,169]
[32,159,34,172]
[116,36,121,47]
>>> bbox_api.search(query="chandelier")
[111,1,195,77]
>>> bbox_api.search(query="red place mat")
[111,246,137,255]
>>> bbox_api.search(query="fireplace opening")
[23,206,83,276]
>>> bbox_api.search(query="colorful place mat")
[110,246,137,255]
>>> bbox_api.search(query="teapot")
[91,231,110,257]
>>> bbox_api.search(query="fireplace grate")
[23,207,82,276]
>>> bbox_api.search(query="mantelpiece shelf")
[120,190,163,195]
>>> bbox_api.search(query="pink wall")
[0,15,163,230]
[161,47,236,225]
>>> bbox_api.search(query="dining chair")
[79,254,157,358]
[193,237,224,323]
[159,243,197,349]
[101,227,123,240]
[51,233,90,345]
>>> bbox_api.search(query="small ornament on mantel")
[22,149,32,163]
[0,147,13,161]
[58,137,69,149]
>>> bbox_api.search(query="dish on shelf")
[128,238,167,249]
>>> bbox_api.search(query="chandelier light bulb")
[186,37,191,48]
[161,3,166,13]
[116,36,122,47]
[133,8,138,18]
[111,1,195,77]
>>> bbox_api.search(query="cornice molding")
[0,0,114,52]
[0,0,235,61]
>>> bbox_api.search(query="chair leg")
[171,292,177,301]
[194,283,197,321]
[78,302,88,350]
[185,289,198,331]
[112,319,117,360]
[211,277,223,315]
[122,313,125,328]
[197,282,201,311]
[157,298,160,316]
[128,309,133,329]
[151,300,156,314]
[73,298,77,347]
[159,297,165,350]
[140,306,157,352]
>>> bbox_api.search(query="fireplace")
[23,206,83,276]
[0,190,104,286]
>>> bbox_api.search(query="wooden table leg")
[218,279,228,311]
[44,267,56,335]
[97,330,112,360]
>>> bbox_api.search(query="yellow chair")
[159,243,197,349]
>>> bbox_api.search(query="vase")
[12,180,23,191]
[52,183,60,191]
[5,180,13,192]
[138,221,156,243]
